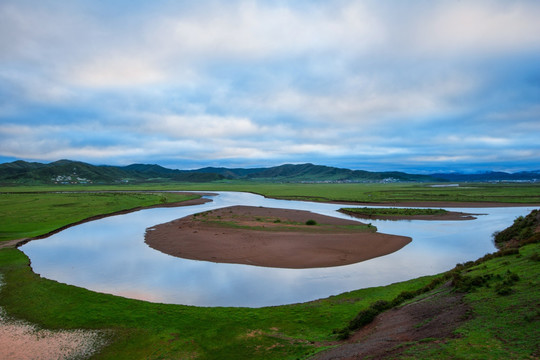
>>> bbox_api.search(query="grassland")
[2,182,540,204]
[0,184,539,359]
[0,192,199,242]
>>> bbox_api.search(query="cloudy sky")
[1,0,539,172]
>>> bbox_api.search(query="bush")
[305,219,317,225]
[348,308,378,331]
[370,300,391,312]
[452,273,493,292]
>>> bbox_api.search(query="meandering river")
[21,191,536,307]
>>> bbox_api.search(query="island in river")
[145,205,413,269]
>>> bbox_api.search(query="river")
[20,191,536,307]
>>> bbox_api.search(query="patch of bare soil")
[312,284,470,360]
[145,206,411,269]
[0,309,107,360]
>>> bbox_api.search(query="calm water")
[21,191,536,307]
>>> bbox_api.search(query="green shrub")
[305,219,317,225]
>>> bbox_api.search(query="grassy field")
[0,185,538,359]
[0,192,199,242]
[2,182,540,204]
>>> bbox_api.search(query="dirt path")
[145,206,411,268]
[312,284,469,360]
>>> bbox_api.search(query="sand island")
[145,205,412,269]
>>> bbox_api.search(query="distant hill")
[243,163,438,182]
[0,159,538,185]
[0,160,224,185]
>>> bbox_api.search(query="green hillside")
[0,160,442,185]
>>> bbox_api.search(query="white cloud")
[142,114,261,139]
[70,57,165,88]
[409,1,540,56]
[152,2,382,61]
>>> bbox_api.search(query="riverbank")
[145,205,412,268]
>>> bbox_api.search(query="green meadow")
[2,182,540,204]
[0,191,199,242]
[0,183,539,359]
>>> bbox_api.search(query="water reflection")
[21,192,536,307]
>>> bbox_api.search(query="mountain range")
[0,159,539,185]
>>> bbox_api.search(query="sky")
[1,0,539,173]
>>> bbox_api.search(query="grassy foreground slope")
[398,210,540,359]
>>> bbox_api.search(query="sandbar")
[145,206,411,269]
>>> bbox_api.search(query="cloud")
[70,58,165,88]
[141,114,262,139]
[413,1,540,56]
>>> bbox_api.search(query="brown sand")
[145,206,411,269]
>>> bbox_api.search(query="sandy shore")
[145,206,411,269]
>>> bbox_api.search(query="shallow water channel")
[21,191,536,307]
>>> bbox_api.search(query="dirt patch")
[312,284,470,360]
[0,274,107,359]
[145,206,411,269]
[0,309,107,360]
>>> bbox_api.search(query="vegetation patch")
[340,207,448,217]
[492,209,540,249]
